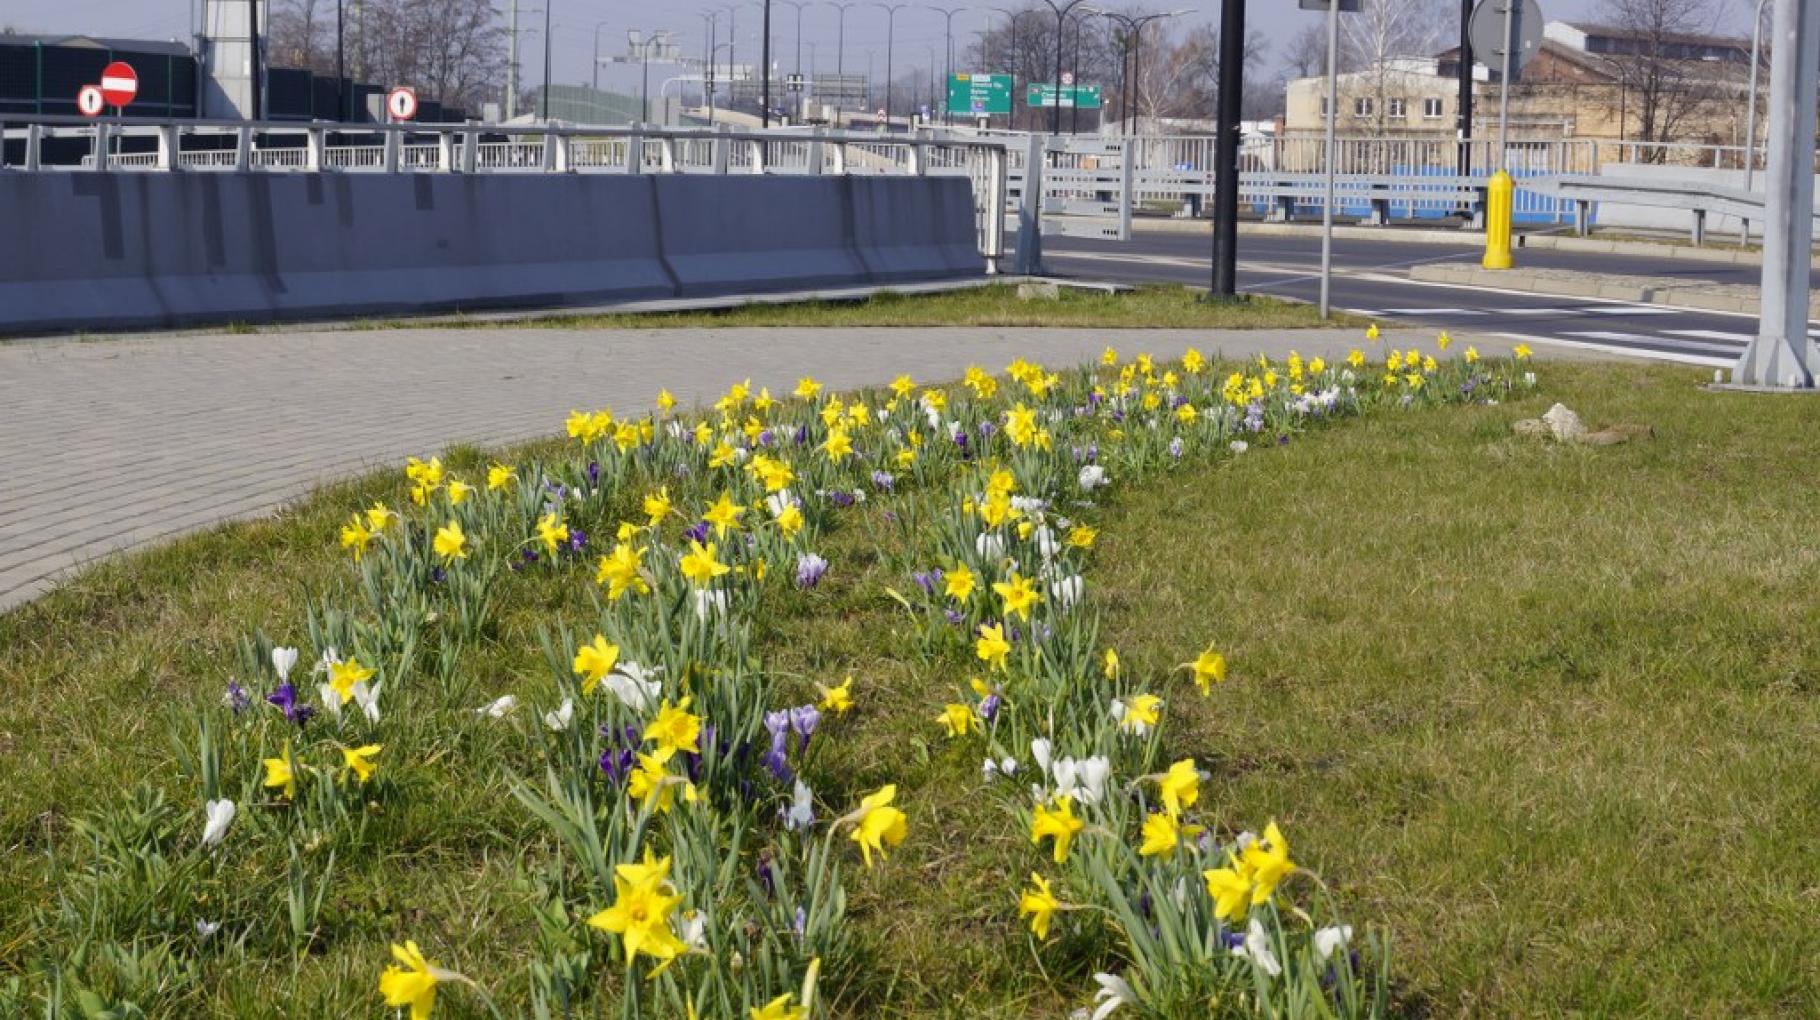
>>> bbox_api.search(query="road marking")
[1583,305,1681,315]
[1562,330,1744,356]
[1662,329,1753,344]
[1486,307,1587,316]
[1378,307,1488,316]
[1496,332,1732,368]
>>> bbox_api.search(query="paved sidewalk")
[0,324,1540,613]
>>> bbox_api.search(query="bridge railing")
[0,115,1012,263]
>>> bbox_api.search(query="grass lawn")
[1,357,1815,1018]
[365,285,1355,332]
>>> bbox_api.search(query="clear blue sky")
[4,0,1696,87]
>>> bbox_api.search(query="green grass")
[368,285,1355,332]
[2,361,1817,1017]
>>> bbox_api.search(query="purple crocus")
[684,520,712,544]
[265,682,313,726]
[979,694,1002,723]
[588,461,601,486]
[758,429,776,447]
[789,705,820,753]
[795,553,829,589]
[762,710,794,782]
[944,608,965,626]
[871,470,895,493]
[1169,437,1185,459]
[568,527,588,553]
[1244,402,1266,433]
[976,420,997,440]
[224,679,250,715]
[912,568,944,596]
[829,491,856,509]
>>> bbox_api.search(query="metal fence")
[0,115,1012,264]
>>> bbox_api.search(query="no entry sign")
[76,84,106,117]
[99,62,138,108]
[386,87,418,122]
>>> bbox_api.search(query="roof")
[1560,21,1747,52]
[0,33,193,57]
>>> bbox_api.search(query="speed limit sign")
[77,84,106,117]
[386,87,418,122]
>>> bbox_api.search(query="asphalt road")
[1042,230,1819,368]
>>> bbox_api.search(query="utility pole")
[930,6,965,125]
[762,0,774,127]
[507,0,520,119]
[1456,0,1473,206]
[1319,0,1339,317]
[247,0,262,120]
[336,0,346,121]
[873,3,908,127]
[542,0,553,120]
[828,2,855,108]
[1735,0,1820,388]
[1039,0,1091,135]
[593,21,612,93]
[1208,0,1245,300]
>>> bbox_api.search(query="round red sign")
[77,84,106,117]
[99,61,138,107]
[386,87,419,122]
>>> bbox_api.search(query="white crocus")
[1230,440,1249,454]
[1314,925,1354,961]
[543,698,575,732]
[1076,756,1110,805]
[195,919,221,940]
[1089,972,1138,1020]
[317,682,342,720]
[1034,526,1059,561]
[976,533,1006,560]
[999,756,1018,776]
[693,589,729,621]
[1050,575,1084,611]
[766,490,795,518]
[271,646,299,682]
[351,681,382,724]
[1233,918,1283,978]
[1078,464,1108,492]
[1030,738,1053,774]
[1051,757,1080,801]
[604,662,662,712]
[477,694,519,719]
[201,798,236,848]
[679,909,709,951]
[783,779,815,831]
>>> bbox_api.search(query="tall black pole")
[1050,7,1064,133]
[762,0,773,127]
[1457,0,1474,207]
[248,0,262,120]
[1209,0,1245,300]
[541,1,552,119]
[1069,14,1081,134]
[336,0,346,120]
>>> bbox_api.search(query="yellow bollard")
[1482,170,1514,270]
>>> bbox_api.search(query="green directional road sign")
[1026,83,1102,109]
[946,72,1014,116]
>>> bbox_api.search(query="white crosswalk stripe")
[1378,308,1489,316]
[1498,332,1732,368]
[1583,305,1681,316]
[1662,329,1752,344]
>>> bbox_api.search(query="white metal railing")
[2,114,1012,264]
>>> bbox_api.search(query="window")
[1387,98,1407,118]
[1423,97,1445,119]
[1353,97,1374,117]
[1320,97,1328,115]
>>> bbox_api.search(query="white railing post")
[626,125,645,174]
[906,137,923,176]
[555,131,572,172]
[1013,133,1044,276]
[712,125,731,174]
[831,140,847,174]
[305,126,325,171]
[986,144,1009,269]
[437,130,455,172]
[157,124,181,170]
[540,130,557,172]
[23,123,43,171]
[807,128,825,175]
[748,139,765,174]
[660,136,676,172]
[460,127,479,173]
[382,128,402,172]
[234,125,252,171]
[90,122,110,172]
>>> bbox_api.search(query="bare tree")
[968,5,1125,131]
[1136,22,1271,122]
[1336,0,1451,133]
[269,0,333,71]
[267,0,507,113]
[1280,24,1328,81]
[1593,0,1734,161]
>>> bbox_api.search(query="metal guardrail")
[1526,174,1820,244]
[0,115,1013,266]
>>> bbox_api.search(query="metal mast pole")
[507,0,519,119]
[1496,0,1513,166]
[1456,0,1473,207]
[762,0,773,127]
[1742,0,1771,240]
[541,0,552,120]
[247,0,261,120]
[1735,0,1820,387]
[1319,0,1338,318]
[1208,0,1245,299]
[336,0,346,121]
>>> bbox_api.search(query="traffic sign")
[786,72,806,93]
[1470,0,1544,79]
[1027,83,1102,109]
[76,85,106,118]
[946,73,1013,116]
[1060,71,1075,86]
[386,86,419,122]
[99,61,138,108]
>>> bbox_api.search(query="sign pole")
[1207,0,1245,300]
[1497,0,1513,168]
[1319,0,1339,319]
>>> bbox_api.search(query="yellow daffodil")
[329,657,376,704]
[644,488,673,526]
[1140,812,1188,858]
[976,623,1011,672]
[890,374,916,398]
[1176,402,1199,424]
[588,856,688,965]
[1030,795,1084,864]
[378,940,448,1020]
[1465,346,1480,364]
[1018,872,1062,940]
[628,753,697,814]
[1514,343,1533,360]
[1186,646,1227,696]
[536,512,570,555]
[1437,330,1453,351]
[1241,820,1296,904]
[1347,348,1366,369]
[710,442,739,469]
[750,993,806,1020]
[340,515,375,561]
[572,635,621,695]
[1152,759,1201,819]
[446,480,474,505]
[847,785,908,868]
[1102,648,1120,681]
[1184,346,1207,374]
[341,743,382,784]
[596,543,651,600]
[822,428,853,462]
[433,521,468,562]
[1366,323,1380,342]
[935,702,978,738]
[656,388,677,413]
[486,463,516,491]
[405,456,445,488]
[680,541,731,587]
[366,502,400,532]
[1203,863,1251,922]
[794,376,824,401]
[262,745,296,800]
[776,504,805,537]
[645,697,702,758]
[945,563,977,602]
[1119,694,1162,734]
[992,572,1040,621]
[819,677,855,714]
[1068,525,1097,549]
[1309,356,1327,375]
[1005,403,1038,447]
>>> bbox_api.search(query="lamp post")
[639,32,665,123]
[719,4,740,115]
[1741,0,1772,240]
[1093,8,1191,136]
[541,0,553,120]
[706,42,733,122]
[988,7,1021,127]
[872,3,909,128]
[929,6,967,124]
[827,1,857,105]
[761,0,774,127]
[336,0,346,121]
[1036,0,1091,135]
[1207,0,1246,299]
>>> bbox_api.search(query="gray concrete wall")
[0,172,984,334]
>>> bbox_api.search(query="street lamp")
[872,3,910,128]
[1036,0,1092,135]
[706,41,733,123]
[925,43,939,120]
[541,0,554,120]
[1093,8,1192,135]
[928,5,968,125]
[826,1,857,106]
[638,31,666,123]
[987,7,1022,127]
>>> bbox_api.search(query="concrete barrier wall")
[0,172,984,334]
